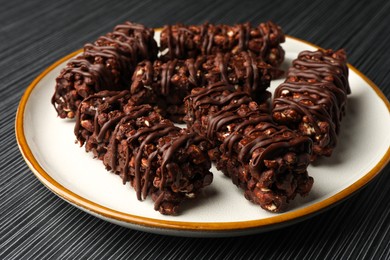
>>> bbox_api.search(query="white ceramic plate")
[16,34,390,237]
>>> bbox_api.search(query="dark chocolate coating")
[75,90,213,215]
[272,49,350,159]
[74,90,146,159]
[160,21,285,68]
[52,22,158,119]
[184,82,313,212]
[130,51,274,123]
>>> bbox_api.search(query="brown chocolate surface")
[130,51,274,123]
[272,49,350,159]
[184,82,313,212]
[75,90,212,215]
[160,21,285,68]
[58,21,322,214]
[52,22,158,119]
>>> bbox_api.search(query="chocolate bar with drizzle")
[184,82,313,212]
[75,90,213,215]
[52,22,158,119]
[131,51,276,123]
[272,49,350,160]
[159,21,285,68]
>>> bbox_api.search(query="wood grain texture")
[1,0,389,259]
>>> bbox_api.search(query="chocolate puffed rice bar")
[272,49,350,160]
[75,90,213,215]
[184,82,313,212]
[131,51,275,122]
[160,21,285,68]
[52,22,158,119]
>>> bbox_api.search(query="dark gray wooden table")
[1,0,390,259]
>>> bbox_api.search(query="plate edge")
[15,35,390,234]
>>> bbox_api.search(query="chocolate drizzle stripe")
[160,132,196,189]
[74,90,129,138]
[105,105,155,171]
[184,81,313,212]
[133,124,178,200]
[159,21,285,69]
[143,149,158,199]
[52,21,158,119]
[272,49,349,158]
[189,83,251,109]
